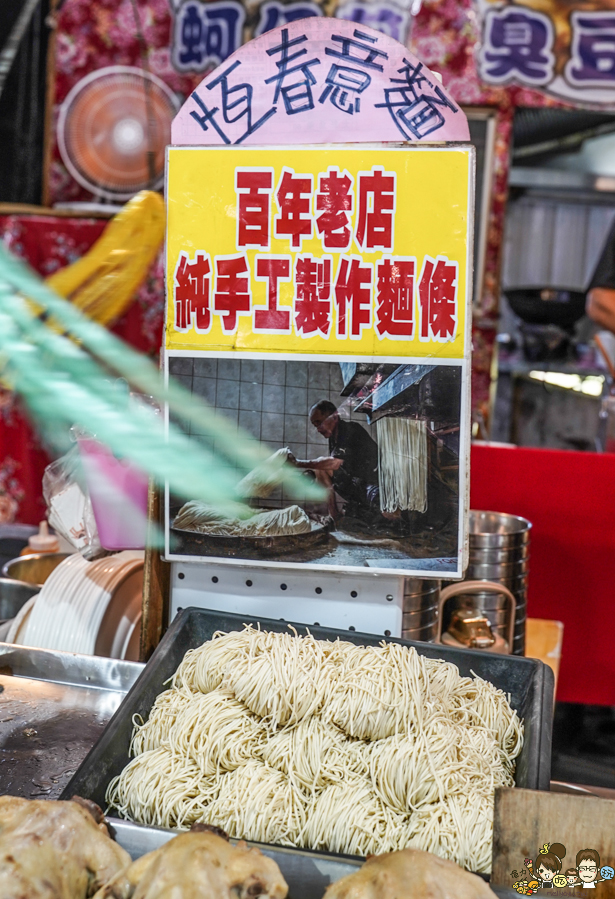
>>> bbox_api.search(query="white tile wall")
[169,357,377,508]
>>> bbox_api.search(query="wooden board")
[525,618,564,694]
[492,788,615,896]
[140,483,170,662]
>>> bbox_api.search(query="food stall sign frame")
[163,141,474,582]
[160,17,474,605]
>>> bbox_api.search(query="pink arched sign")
[171,18,469,146]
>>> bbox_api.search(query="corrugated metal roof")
[514,108,615,148]
[513,108,615,164]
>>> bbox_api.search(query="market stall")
[0,16,515,893]
[3,6,615,898]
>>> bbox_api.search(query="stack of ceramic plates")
[13,551,143,660]
[6,595,39,645]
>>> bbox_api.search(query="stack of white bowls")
[7,551,143,661]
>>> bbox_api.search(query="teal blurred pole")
[0,244,324,525]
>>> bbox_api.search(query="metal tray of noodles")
[63,607,553,812]
[170,519,331,558]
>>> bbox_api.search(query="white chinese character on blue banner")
[336,1,410,45]
[567,12,615,85]
[480,6,554,85]
[255,1,322,37]
[173,0,245,72]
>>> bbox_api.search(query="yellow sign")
[166,145,473,359]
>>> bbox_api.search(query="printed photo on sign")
[165,353,466,576]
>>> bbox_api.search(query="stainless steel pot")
[402,604,440,628]
[467,574,529,590]
[437,581,516,651]
[0,578,39,621]
[402,622,438,642]
[460,590,526,608]
[466,559,530,578]
[468,545,530,563]
[404,577,440,594]
[454,597,526,619]
[469,510,532,547]
[401,578,441,642]
[402,591,440,612]
[482,606,526,626]
[2,552,71,587]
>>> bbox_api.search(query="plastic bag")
[42,446,101,554]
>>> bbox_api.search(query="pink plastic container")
[78,438,149,550]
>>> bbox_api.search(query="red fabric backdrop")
[0,214,165,525]
[471,443,615,706]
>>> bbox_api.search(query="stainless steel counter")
[0,644,142,799]
[111,819,362,899]
[109,818,519,899]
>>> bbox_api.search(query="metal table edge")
[0,642,144,693]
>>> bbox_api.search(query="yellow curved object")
[46,191,165,326]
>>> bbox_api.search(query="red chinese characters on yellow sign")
[165,146,472,358]
[172,168,457,340]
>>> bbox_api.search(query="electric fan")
[57,66,180,201]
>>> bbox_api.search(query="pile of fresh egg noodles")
[107,626,523,873]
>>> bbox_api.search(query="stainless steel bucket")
[469,511,531,546]
[0,578,39,621]
[401,578,440,642]
[437,581,516,652]
[402,605,440,628]
[465,559,530,579]
[468,545,530,563]
[2,552,71,587]
[463,510,532,655]
[404,621,439,642]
